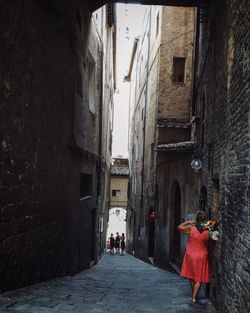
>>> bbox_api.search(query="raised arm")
[177,221,195,235]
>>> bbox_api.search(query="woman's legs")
[190,280,194,292]
[192,282,201,302]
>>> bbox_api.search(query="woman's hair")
[195,211,206,222]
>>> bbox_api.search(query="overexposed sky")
[107,208,127,239]
[112,4,147,158]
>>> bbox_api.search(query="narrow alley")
[1,0,249,312]
[0,253,216,313]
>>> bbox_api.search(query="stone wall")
[158,7,195,121]
[110,176,129,208]
[127,6,195,262]
[0,0,104,291]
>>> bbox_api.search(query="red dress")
[180,226,210,283]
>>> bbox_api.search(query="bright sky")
[112,4,147,158]
[107,208,127,239]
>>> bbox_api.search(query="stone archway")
[107,207,127,244]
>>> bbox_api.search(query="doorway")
[148,209,155,257]
[171,181,182,264]
[91,208,96,261]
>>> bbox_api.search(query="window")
[156,12,159,38]
[139,56,143,86]
[199,186,208,215]
[88,53,96,114]
[201,93,206,149]
[138,224,141,239]
[80,173,92,198]
[137,106,140,122]
[141,107,145,120]
[112,189,121,197]
[172,57,186,83]
[212,180,220,211]
[150,143,154,168]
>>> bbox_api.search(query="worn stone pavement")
[0,253,216,313]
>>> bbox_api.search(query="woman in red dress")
[178,211,210,303]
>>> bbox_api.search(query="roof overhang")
[111,167,130,175]
[88,0,197,13]
[156,141,198,152]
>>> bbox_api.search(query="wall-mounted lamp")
[190,142,213,172]
[191,158,202,172]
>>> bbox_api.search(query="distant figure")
[120,233,125,255]
[115,232,121,254]
[178,211,210,303]
[108,233,115,255]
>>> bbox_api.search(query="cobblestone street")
[0,253,216,313]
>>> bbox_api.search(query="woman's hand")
[177,221,195,234]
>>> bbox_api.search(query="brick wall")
[196,0,250,311]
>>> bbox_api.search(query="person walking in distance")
[108,233,115,255]
[178,211,210,303]
[115,232,121,254]
[120,233,125,255]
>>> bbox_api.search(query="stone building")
[0,2,116,291]
[126,5,196,266]
[110,158,129,210]
[93,4,117,260]
[126,1,250,313]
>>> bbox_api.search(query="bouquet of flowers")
[196,220,220,241]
